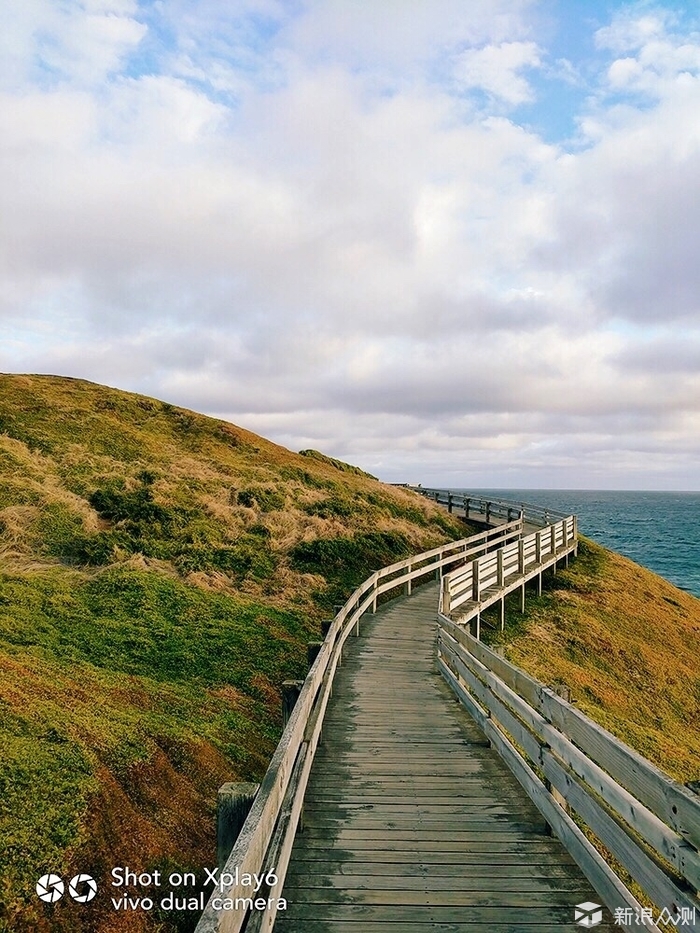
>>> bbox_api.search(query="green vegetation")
[5,374,697,933]
[0,373,466,933]
[289,530,412,607]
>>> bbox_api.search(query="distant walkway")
[275,583,614,932]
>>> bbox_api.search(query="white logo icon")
[69,873,98,903]
[36,874,65,903]
[575,901,603,927]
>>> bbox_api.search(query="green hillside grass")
[3,374,699,933]
[0,374,467,933]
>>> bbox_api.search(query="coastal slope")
[0,373,466,933]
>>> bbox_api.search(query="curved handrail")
[195,488,700,933]
[400,483,569,526]
[195,501,521,933]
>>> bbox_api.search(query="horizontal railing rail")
[437,621,700,930]
[396,483,569,527]
[195,502,518,933]
[439,515,578,637]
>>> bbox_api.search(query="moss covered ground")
[0,374,466,933]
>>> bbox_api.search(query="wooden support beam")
[281,680,304,727]
[307,641,323,667]
[217,783,259,870]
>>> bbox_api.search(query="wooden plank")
[276,904,609,924]
[438,659,657,930]
[285,859,581,876]
[448,621,700,849]
[543,753,700,919]
[275,924,607,933]
[273,887,593,906]
[440,629,700,889]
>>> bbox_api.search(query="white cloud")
[1,1,700,489]
[0,0,146,89]
[453,40,542,105]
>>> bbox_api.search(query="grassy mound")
[0,374,467,933]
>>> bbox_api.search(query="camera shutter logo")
[36,875,65,903]
[575,902,603,927]
[69,874,98,903]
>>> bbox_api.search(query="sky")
[1,0,699,489]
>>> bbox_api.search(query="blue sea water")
[463,490,700,599]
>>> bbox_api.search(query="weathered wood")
[543,753,699,919]
[197,491,696,933]
[281,680,304,728]
[451,626,700,850]
[439,659,656,931]
[217,783,259,871]
[441,622,700,889]
[307,641,323,667]
[277,584,609,932]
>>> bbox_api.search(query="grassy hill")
[0,374,467,933]
[3,374,699,933]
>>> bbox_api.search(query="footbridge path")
[195,492,700,933]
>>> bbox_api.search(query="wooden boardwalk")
[274,583,615,932]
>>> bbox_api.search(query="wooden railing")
[195,489,700,933]
[194,509,519,933]
[427,488,700,931]
[397,483,569,528]
[440,514,577,637]
[437,622,700,930]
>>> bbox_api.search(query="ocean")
[461,490,700,599]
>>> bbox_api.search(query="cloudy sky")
[2,1,699,488]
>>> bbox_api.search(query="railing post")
[441,575,451,615]
[536,530,542,564]
[497,549,504,588]
[518,538,524,575]
[308,641,323,665]
[282,680,304,727]
[447,492,453,513]
[217,782,259,870]
[465,497,470,519]
[485,502,491,525]
[472,559,480,602]
[405,562,412,596]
